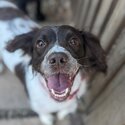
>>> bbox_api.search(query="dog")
[0,1,107,125]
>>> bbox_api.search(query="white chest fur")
[25,66,87,115]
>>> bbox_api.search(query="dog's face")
[7,25,107,101]
[32,26,84,101]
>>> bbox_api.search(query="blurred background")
[0,0,125,125]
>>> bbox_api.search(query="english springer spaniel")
[0,1,107,125]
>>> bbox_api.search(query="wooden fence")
[71,0,125,125]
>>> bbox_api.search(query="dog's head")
[7,25,107,101]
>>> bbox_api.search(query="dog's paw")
[39,114,55,125]
[57,110,69,120]
[57,103,77,120]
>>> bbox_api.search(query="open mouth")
[46,73,74,102]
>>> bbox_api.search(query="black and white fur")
[0,1,107,125]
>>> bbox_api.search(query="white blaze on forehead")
[0,1,17,8]
[46,44,68,57]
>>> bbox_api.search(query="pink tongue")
[47,74,71,91]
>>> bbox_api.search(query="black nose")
[48,52,68,66]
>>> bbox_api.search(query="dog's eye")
[69,38,80,47]
[36,40,46,48]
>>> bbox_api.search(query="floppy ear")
[6,29,38,55]
[81,31,107,73]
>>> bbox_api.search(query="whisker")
[76,56,89,61]
[76,56,96,68]
[76,56,90,68]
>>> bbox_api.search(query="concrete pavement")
[0,69,30,110]
[0,118,41,125]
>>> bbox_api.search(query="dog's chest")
[25,66,77,113]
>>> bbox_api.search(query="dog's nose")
[48,52,68,66]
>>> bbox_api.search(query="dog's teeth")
[69,76,72,80]
[51,89,55,95]
[65,88,69,94]
[51,88,69,98]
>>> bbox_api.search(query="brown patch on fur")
[6,29,39,55]
[80,31,107,73]
[0,7,27,20]
[15,63,28,95]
